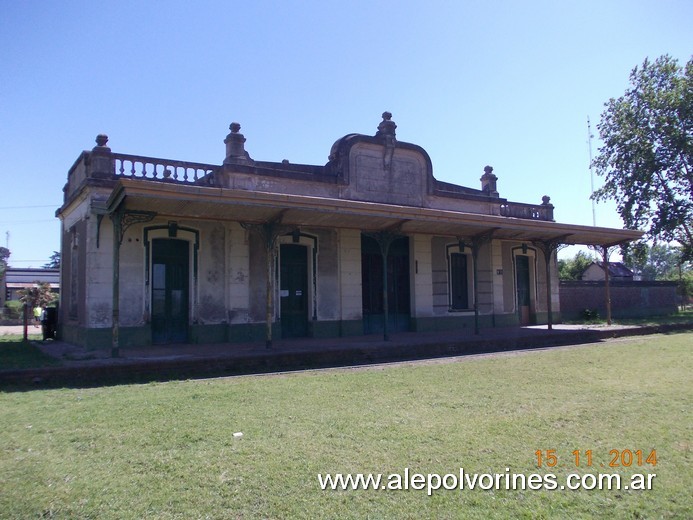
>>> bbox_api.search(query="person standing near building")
[33,305,42,328]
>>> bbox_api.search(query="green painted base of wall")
[59,313,565,350]
[60,324,150,350]
[339,319,364,337]
[309,320,339,338]
[228,323,280,344]
[120,327,151,348]
[190,324,227,344]
[412,315,473,332]
[308,320,363,338]
[493,313,520,328]
[412,314,501,332]
[530,312,562,326]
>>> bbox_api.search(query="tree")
[592,55,693,260]
[622,241,692,308]
[18,282,58,309]
[558,250,593,280]
[622,242,688,280]
[43,251,61,269]
[0,246,9,279]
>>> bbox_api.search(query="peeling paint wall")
[226,223,250,324]
[314,229,338,321]
[197,222,227,323]
[410,235,433,318]
[431,236,450,315]
[86,217,113,327]
[338,229,362,321]
[119,227,146,326]
[248,232,268,322]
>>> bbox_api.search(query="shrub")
[581,308,600,321]
[3,300,24,320]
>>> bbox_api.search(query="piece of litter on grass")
[233,432,243,438]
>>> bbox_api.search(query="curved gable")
[327,133,434,207]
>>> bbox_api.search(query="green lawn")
[1,333,691,519]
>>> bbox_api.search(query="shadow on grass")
[0,337,61,371]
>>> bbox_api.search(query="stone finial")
[480,165,499,197]
[90,134,112,175]
[92,134,111,157]
[376,111,397,139]
[93,134,111,153]
[224,122,253,164]
[541,195,554,220]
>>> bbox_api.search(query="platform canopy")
[102,179,643,247]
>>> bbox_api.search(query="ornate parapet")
[499,197,554,221]
[113,153,217,184]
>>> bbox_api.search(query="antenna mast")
[587,116,596,227]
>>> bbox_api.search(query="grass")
[0,336,59,370]
[1,333,691,519]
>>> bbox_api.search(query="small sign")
[280,290,289,297]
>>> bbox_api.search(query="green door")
[516,255,531,325]
[151,239,189,344]
[361,235,411,334]
[280,244,309,338]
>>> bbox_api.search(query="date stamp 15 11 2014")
[535,449,657,468]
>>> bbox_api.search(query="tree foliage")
[622,242,689,280]
[18,282,58,309]
[0,246,9,278]
[558,250,594,280]
[43,251,61,269]
[592,55,693,260]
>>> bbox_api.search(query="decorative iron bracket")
[112,209,157,244]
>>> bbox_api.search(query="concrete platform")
[1,323,691,388]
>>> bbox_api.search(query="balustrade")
[112,153,217,184]
[499,202,554,221]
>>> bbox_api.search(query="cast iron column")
[533,236,568,331]
[470,230,495,335]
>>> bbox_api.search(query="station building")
[57,113,641,349]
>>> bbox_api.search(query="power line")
[0,219,58,224]
[0,204,61,209]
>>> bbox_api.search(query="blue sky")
[1,0,691,266]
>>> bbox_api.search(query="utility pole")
[587,116,596,228]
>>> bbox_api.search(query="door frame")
[512,246,537,325]
[277,232,318,328]
[279,243,309,337]
[144,224,199,339]
[150,238,190,343]
[360,234,411,334]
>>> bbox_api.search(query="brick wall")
[559,281,678,320]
